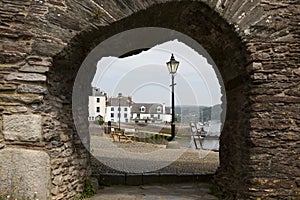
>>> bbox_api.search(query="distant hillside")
[170,104,222,123]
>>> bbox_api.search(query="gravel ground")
[89,122,219,174]
[115,141,219,174]
[90,134,219,174]
[115,141,166,153]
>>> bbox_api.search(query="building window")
[140,106,145,112]
[96,107,100,113]
[124,113,128,118]
[124,108,127,111]
[96,98,100,103]
[111,113,114,118]
[111,107,114,111]
[150,114,154,118]
[157,106,161,113]
[158,115,160,119]
[118,107,121,111]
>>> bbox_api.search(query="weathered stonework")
[3,114,42,142]
[0,0,299,199]
[0,148,51,200]
[17,84,48,94]
[6,72,47,82]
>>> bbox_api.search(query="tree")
[96,115,104,125]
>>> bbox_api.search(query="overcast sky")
[91,40,222,106]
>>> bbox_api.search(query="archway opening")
[84,35,223,176]
[49,1,250,198]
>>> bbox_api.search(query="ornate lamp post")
[166,54,179,141]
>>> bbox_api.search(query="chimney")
[128,96,133,106]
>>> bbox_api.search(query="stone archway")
[54,2,250,198]
[0,0,299,199]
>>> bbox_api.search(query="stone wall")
[0,0,299,199]
[0,1,91,199]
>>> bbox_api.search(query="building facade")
[105,93,133,123]
[89,90,171,124]
[88,87,106,121]
[131,103,171,123]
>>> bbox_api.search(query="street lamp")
[166,53,179,141]
[118,92,122,130]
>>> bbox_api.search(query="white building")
[89,89,171,124]
[131,103,171,123]
[88,87,106,121]
[105,93,133,123]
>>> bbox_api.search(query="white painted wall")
[131,113,171,123]
[88,95,106,121]
[105,106,131,123]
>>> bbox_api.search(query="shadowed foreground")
[88,182,218,200]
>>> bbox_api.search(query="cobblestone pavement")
[88,182,218,200]
[89,122,219,175]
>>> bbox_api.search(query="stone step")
[96,173,214,186]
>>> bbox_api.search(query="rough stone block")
[0,94,43,104]
[3,114,42,142]
[6,72,46,82]
[246,62,262,72]
[19,65,50,73]
[0,148,51,200]
[0,83,17,91]
[17,84,48,94]
[2,106,28,114]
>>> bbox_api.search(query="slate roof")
[107,96,132,106]
[131,103,170,114]
[92,87,106,96]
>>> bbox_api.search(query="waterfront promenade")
[89,122,219,175]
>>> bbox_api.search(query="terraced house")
[131,103,171,123]
[88,87,106,121]
[89,90,171,124]
[105,93,133,123]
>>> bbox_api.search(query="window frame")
[157,106,162,113]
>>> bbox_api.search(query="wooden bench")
[111,128,133,143]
